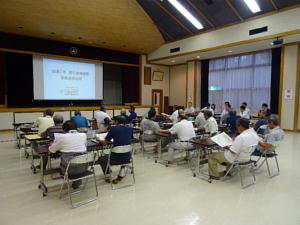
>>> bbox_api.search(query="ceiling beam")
[154,0,193,35]
[269,0,278,10]
[186,0,215,28]
[156,24,175,40]
[225,0,244,21]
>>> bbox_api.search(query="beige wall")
[187,61,194,106]
[169,64,186,106]
[149,7,300,60]
[140,55,170,107]
[280,44,299,130]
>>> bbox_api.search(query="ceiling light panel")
[168,0,203,29]
[244,0,261,13]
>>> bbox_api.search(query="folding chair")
[253,148,280,178]
[140,130,159,157]
[222,146,257,189]
[104,145,135,190]
[59,152,98,208]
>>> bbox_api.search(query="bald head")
[178,109,185,116]
[53,113,64,125]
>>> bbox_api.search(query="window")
[208,50,271,111]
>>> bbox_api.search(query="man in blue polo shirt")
[71,111,89,129]
[128,105,137,123]
[97,116,133,184]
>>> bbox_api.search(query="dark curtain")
[200,59,209,108]
[270,47,281,114]
[122,66,139,104]
[0,52,6,104]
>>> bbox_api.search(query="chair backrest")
[143,130,154,135]
[111,145,133,154]
[69,152,97,165]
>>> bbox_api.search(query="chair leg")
[93,172,99,197]
[66,178,74,208]
[237,165,244,188]
[222,164,234,181]
[59,179,66,199]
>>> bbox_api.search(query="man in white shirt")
[220,102,231,124]
[240,105,250,119]
[185,102,195,114]
[208,118,259,179]
[49,120,87,188]
[95,105,111,132]
[160,114,196,164]
[242,102,251,117]
[197,110,218,134]
[35,109,55,135]
[162,108,185,124]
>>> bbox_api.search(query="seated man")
[197,110,218,135]
[220,103,231,124]
[254,110,270,131]
[208,118,259,180]
[49,120,87,189]
[226,110,241,134]
[97,116,133,184]
[184,102,195,114]
[140,108,160,142]
[36,114,65,170]
[160,114,196,164]
[252,115,284,156]
[201,103,214,115]
[195,109,207,129]
[128,105,137,123]
[71,111,89,129]
[95,105,111,132]
[258,103,271,117]
[35,109,55,136]
[239,105,250,119]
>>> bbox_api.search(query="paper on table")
[210,132,233,147]
[96,133,113,142]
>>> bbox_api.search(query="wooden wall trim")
[185,63,188,107]
[278,46,285,124]
[294,45,300,130]
[193,61,198,107]
[0,105,156,113]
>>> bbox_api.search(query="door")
[152,89,163,114]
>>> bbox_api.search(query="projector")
[271,38,283,46]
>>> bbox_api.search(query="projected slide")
[43,58,95,99]
[33,56,103,100]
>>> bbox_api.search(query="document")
[96,133,114,142]
[210,132,233,147]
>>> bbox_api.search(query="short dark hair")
[268,115,279,126]
[225,101,230,105]
[74,110,81,116]
[62,120,77,132]
[236,118,250,129]
[242,102,247,106]
[240,105,246,110]
[115,115,127,125]
[100,105,105,111]
[45,109,54,117]
[262,103,268,108]
[178,114,187,120]
[130,105,135,111]
[148,108,156,118]
[206,103,210,107]
[203,110,212,117]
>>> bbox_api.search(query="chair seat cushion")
[238,160,256,165]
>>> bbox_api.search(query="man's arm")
[258,141,273,150]
[48,136,61,153]
[159,129,171,134]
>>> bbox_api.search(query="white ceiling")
[155,33,300,65]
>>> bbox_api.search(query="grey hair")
[203,110,212,117]
[53,113,64,125]
[268,115,279,126]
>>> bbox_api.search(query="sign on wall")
[284,89,293,100]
